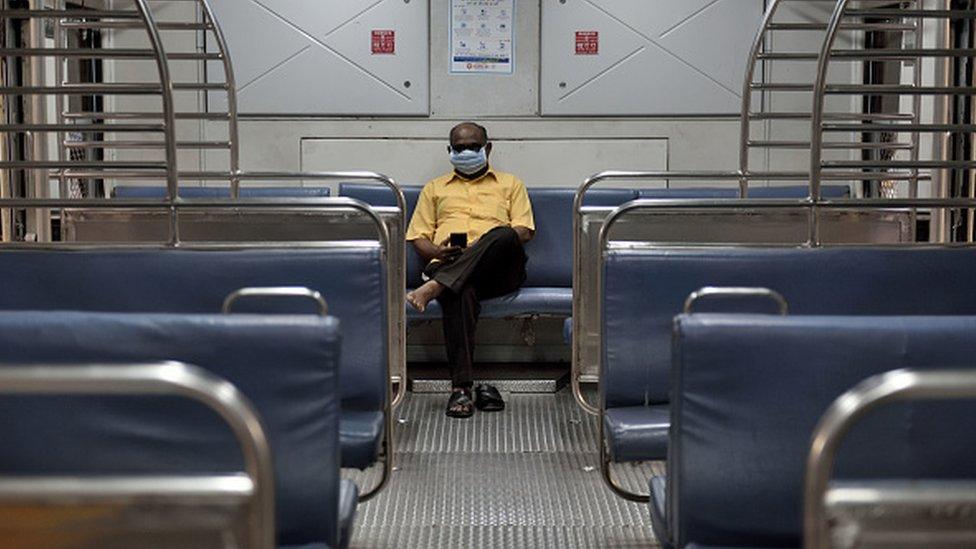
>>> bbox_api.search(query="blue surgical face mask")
[450,146,488,176]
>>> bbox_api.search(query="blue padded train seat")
[112,186,331,198]
[340,183,637,319]
[663,314,976,548]
[0,247,386,470]
[338,183,425,289]
[0,311,353,549]
[637,185,849,199]
[602,246,976,462]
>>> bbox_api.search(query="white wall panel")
[301,137,667,186]
[207,0,429,115]
[541,0,762,115]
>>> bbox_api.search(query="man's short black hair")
[450,122,489,143]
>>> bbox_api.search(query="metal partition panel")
[0,362,273,549]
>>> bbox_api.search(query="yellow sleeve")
[406,183,437,241]
[508,177,535,232]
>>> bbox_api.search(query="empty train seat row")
[339,183,848,322]
[601,246,976,463]
[0,311,354,549]
[0,246,387,471]
[656,314,976,548]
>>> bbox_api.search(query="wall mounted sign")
[371,30,395,55]
[450,0,515,74]
[575,31,598,55]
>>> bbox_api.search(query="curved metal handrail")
[0,1,180,238]
[329,174,408,411]
[133,0,179,200]
[683,286,789,315]
[803,368,976,548]
[197,0,241,197]
[0,361,274,548]
[810,0,962,240]
[223,286,328,316]
[738,0,790,196]
[810,0,855,205]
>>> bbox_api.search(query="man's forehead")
[451,125,486,143]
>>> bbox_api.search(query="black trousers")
[424,226,527,388]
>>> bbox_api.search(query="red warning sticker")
[371,30,395,55]
[575,31,599,55]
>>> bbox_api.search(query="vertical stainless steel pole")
[53,0,67,201]
[931,0,953,243]
[26,0,51,242]
[0,1,11,242]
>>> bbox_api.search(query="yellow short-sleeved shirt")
[405,168,535,246]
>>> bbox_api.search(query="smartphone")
[449,232,468,249]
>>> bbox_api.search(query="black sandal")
[475,384,505,412]
[446,388,474,419]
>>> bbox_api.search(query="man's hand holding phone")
[435,233,467,262]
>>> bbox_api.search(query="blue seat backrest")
[339,183,425,287]
[0,311,341,547]
[603,246,976,408]
[112,186,331,198]
[0,247,385,415]
[638,185,850,199]
[525,188,637,287]
[671,314,976,547]
[341,183,637,288]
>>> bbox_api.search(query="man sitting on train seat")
[405,122,535,419]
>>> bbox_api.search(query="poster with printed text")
[450,0,515,74]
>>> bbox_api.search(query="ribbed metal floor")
[346,389,662,548]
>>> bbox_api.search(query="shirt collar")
[446,166,495,185]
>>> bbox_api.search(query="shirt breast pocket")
[477,192,509,222]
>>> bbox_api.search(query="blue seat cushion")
[603,405,670,462]
[113,186,331,198]
[408,287,572,319]
[337,479,358,549]
[0,311,344,547]
[563,317,573,344]
[649,475,671,549]
[341,411,384,470]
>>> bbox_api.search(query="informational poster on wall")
[450,0,515,74]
